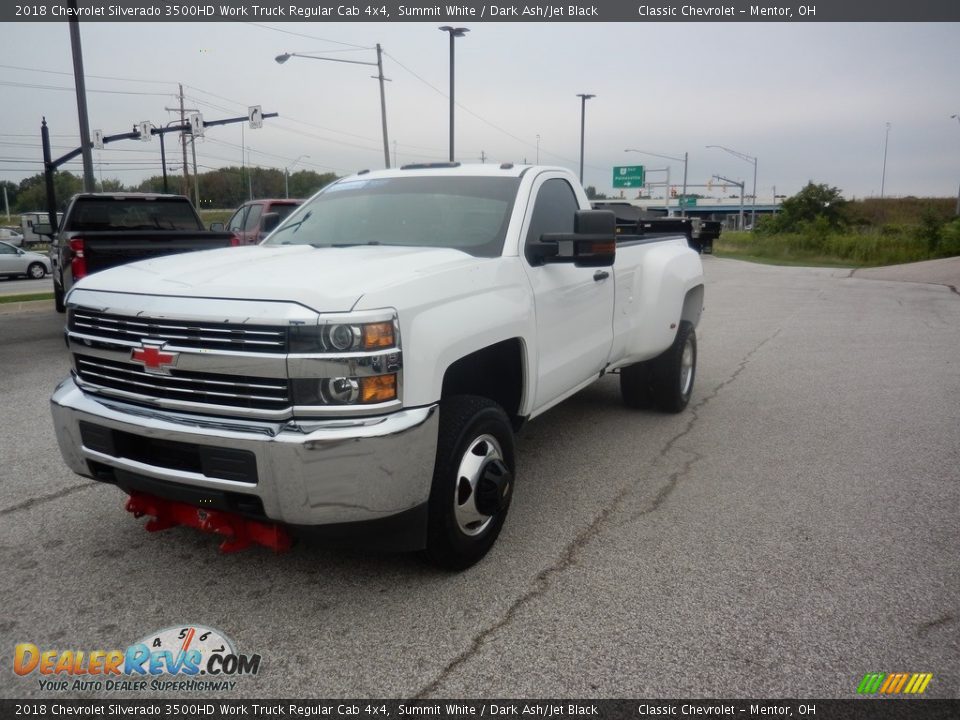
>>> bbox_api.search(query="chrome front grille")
[74,356,291,411]
[69,309,288,353]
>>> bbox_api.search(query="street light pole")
[951,114,959,215]
[880,122,891,199]
[439,26,469,162]
[707,145,757,228]
[67,0,95,192]
[577,93,595,184]
[276,49,391,168]
[285,154,310,198]
[625,148,689,217]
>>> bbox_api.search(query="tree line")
[1,166,339,214]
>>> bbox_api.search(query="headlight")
[290,321,395,353]
[292,374,397,406]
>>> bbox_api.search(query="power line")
[0,80,173,97]
[244,22,373,50]
[0,63,177,86]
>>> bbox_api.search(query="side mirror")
[33,222,54,237]
[529,209,616,268]
[209,222,225,232]
[260,212,281,235]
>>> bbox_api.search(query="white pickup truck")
[51,164,704,568]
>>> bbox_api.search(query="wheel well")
[441,339,525,426]
[681,284,704,328]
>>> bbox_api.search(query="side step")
[125,491,292,554]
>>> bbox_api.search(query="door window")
[244,203,264,232]
[525,178,579,252]
[227,206,248,232]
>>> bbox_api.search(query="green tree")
[584,186,608,200]
[765,182,848,234]
[14,171,83,213]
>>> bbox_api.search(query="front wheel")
[650,320,697,413]
[27,262,46,279]
[426,396,516,570]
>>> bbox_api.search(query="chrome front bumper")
[50,377,439,528]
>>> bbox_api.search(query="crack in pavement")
[413,328,783,698]
[0,482,99,518]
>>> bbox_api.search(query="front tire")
[54,280,65,313]
[426,396,516,570]
[650,321,697,413]
[27,262,47,279]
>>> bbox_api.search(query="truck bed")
[77,230,237,276]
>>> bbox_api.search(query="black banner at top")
[3,0,960,23]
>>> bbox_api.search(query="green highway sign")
[612,165,645,188]
[679,196,697,208]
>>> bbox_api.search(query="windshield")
[264,176,521,258]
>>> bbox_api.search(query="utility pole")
[67,0,95,192]
[880,122,891,199]
[479,150,487,164]
[178,83,190,196]
[577,93,595,184]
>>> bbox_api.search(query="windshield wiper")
[271,211,312,239]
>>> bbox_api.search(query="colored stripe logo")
[857,672,933,694]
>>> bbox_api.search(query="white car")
[0,240,51,279]
[0,228,25,247]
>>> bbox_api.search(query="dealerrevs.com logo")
[14,625,261,693]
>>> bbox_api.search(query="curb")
[0,299,54,315]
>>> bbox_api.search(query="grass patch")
[713,249,858,269]
[0,292,53,304]
[716,224,960,268]
[199,209,233,227]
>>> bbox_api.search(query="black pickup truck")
[591,201,721,254]
[49,193,237,312]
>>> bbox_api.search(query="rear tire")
[620,360,653,409]
[650,321,697,414]
[54,280,65,313]
[426,396,515,570]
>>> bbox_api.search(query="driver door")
[522,174,614,411]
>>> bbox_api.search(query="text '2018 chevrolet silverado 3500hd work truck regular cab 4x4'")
[51,164,704,569]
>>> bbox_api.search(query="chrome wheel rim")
[29,265,44,279]
[453,433,503,537]
[680,336,694,397]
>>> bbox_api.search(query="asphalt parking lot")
[0,257,957,699]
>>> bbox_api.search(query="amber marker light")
[360,374,397,403]
[363,321,395,349]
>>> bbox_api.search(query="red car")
[219,199,304,245]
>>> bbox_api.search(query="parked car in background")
[215,199,304,245]
[0,240,51,279]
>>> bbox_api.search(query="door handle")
[593,270,610,281]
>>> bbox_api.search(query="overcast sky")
[3,21,959,201]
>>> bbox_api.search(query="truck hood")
[72,245,489,313]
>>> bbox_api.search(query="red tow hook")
[124,492,291,554]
